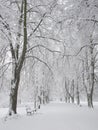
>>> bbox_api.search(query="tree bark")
[9,0,27,115]
[87,45,94,108]
[9,69,20,115]
[76,83,80,105]
[82,45,94,108]
[87,93,93,107]
[71,80,74,103]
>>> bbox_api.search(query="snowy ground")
[0,102,98,130]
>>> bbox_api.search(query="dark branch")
[28,13,46,40]
[25,55,53,74]
[35,35,62,43]
[26,44,61,54]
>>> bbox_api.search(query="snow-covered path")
[0,102,98,130]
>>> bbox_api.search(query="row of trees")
[59,0,98,107]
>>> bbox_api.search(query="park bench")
[26,107,37,115]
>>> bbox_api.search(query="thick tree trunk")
[87,45,94,108]
[76,91,80,105]
[87,93,93,108]
[82,45,94,108]
[9,77,20,115]
[9,64,20,115]
[9,0,27,115]
[71,97,74,103]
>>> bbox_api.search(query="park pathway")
[0,102,98,130]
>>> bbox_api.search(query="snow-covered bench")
[26,107,37,115]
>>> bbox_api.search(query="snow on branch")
[28,13,46,40]
[26,44,61,54]
[25,55,53,75]
[35,36,62,43]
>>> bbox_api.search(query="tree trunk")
[82,45,94,108]
[71,97,74,103]
[87,44,94,108]
[76,81,80,105]
[87,93,93,108]
[9,0,27,115]
[9,74,20,115]
[76,91,80,105]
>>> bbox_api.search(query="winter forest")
[0,0,98,130]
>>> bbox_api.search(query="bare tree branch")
[25,55,53,75]
[35,35,62,43]
[26,44,61,54]
[28,13,46,40]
